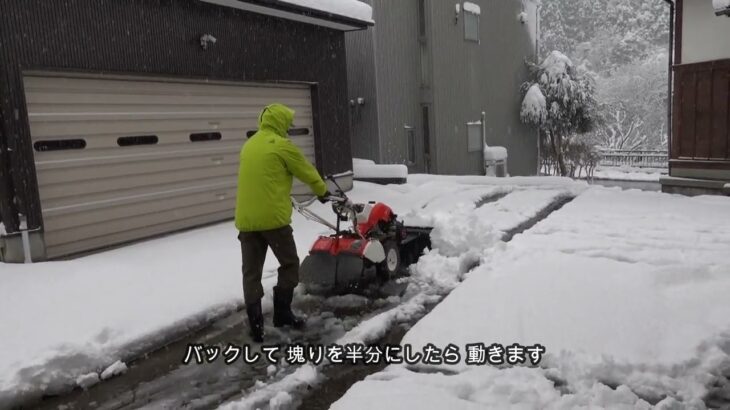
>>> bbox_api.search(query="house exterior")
[661,0,730,195]
[346,0,539,176]
[0,0,372,262]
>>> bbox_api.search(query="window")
[33,139,86,152]
[190,132,222,142]
[246,128,310,138]
[117,135,158,147]
[405,125,416,165]
[288,128,310,136]
[464,7,480,42]
[467,121,483,152]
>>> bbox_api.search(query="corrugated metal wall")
[0,100,15,233]
[347,0,537,176]
[346,0,425,171]
[345,0,381,163]
[370,0,424,171]
[0,0,353,236]
[430,0,537,176]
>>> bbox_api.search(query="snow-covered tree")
[521,51,598,176]
[540,0,669,74]
[592,51,669,151]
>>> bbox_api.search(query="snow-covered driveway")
[333,188,730,409]
[0,176,583,408]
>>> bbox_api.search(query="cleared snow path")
[220,182,584,409]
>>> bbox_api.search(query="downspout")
[663,0,675,163]
[481,111,488,175]
[535,2,542,176]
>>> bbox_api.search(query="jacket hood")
[258,103,294,138]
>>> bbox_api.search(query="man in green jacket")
[235,103,329,342]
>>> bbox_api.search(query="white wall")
[682,0,730,64]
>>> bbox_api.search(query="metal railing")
[598,149,668,169]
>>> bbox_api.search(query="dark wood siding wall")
[0,0,352,235]
[672,59,730,169]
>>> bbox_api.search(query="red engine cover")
[358,203,394,236]
[310,236,367,257]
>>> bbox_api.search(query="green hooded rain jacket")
[235,103,327,232]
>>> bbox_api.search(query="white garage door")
[24,73,316,259]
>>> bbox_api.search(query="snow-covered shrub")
[520,51,599,176]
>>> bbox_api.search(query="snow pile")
[541,50,574,84]
[462,1,481,15]
[100,360,127,380]
[352,158,408,180]
[483,146,508,161]
[331,365,682,410]
[335,187,730,408]
[279,0,373,23]
[521,84,547,124]
[219,364,319,410]
[714,0,730,12]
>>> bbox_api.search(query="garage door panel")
[24,73,318,259]
[35,143,243,170]
[30,118,310,139]
[41,178,238,213]
[44,199,237,248]
[29,110,314,124]
[44,187,238,232]
[37,152,241,186]
[38,165,239,201]
[24,75,312,98]
[45,210,235,259]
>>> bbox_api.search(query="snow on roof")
[279,0,373,23]
[463,1,481,15]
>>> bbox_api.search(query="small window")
[405,125,416,165]
[190,132,222,142]
[418,0,427,38]
[288,128,310,136]
[467,122,482,152]
[117,135,158,147]
[246,129,310,138]
[34,139,86,152]
[464,9,480,42]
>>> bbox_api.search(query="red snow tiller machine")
[293,177,431,295]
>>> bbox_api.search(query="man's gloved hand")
[318,190,332,204]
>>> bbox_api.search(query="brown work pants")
[238,225,300,304]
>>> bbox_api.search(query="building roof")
[200,0,374,31]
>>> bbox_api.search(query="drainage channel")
[295,194,576,410]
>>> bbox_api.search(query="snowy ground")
[0,175,584,408]
[332,187,730,409]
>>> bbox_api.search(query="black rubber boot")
[246,301,264,343]
[273,286,305,329]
